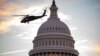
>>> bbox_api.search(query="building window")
[45,41,47,46]
[53,40,54,45]
[47,28,48,31]
[60,28,62,32]
[50,27,51,31]
[42,41,44,46]
[36,42,37,47]
[53,27,54,31]
[39,41,41,46]
[56,27,57,31]
[49,41,51,46]
[45,28,46,31]
[58,27,60,31]
[63,41,65,46]
[56,41,58,46]
[66,41,67,46]
[60,41,62,46]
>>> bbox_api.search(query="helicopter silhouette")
[13,9,47,23]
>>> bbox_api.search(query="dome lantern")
[50,0,58,19]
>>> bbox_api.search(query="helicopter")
[13,9,47,24]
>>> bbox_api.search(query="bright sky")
[0,0,100,56]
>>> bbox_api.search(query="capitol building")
[29,0,79,56]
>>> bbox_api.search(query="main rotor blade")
[13,15,27,16]
[12,9,37,16]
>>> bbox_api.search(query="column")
[51,52,52,56]
[70,53,72,56]
[36,53,38,56]
[59,52,61,56]
[46,52,48,56]
[54,52,55,56]
[69,53,71,56]
[58,52,59,56]
[34,54,36,56]
[56,52,59,56]
[52,52,54,56]
[39,53,40,56]
[62,53,64,56]
[66,53,69,56]
[44,52,46,56]
[41,53,43,56]
[62,53,65,56]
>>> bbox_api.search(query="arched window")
[64,28,66,32]
[56,41,58,46]
[42,40,44,46]
[49,41,51,46]
[45,28,46,31]
[56,27,57,31]
[60,41,62,46]
[50,27,51,31]
[63,41,65,46]
[65,41,67,46]
[39,41,41,46]
[53,27,54,31]
[36,41,37,47]
[53,40,54,45]
[47,28,48,31]
[45,41,47,46]
[58,27,60,31]
[60,28,62,32]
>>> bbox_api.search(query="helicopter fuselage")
[21,9,46,23]
[21,16,45,23]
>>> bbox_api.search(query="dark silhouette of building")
[29,0,79,56]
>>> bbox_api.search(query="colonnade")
[31,52,77,56]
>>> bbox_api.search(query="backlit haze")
[0,0,100,56]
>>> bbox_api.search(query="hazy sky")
[0,0,100,56]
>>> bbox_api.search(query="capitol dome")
[29,0,79,56]
[37,18,71,35]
